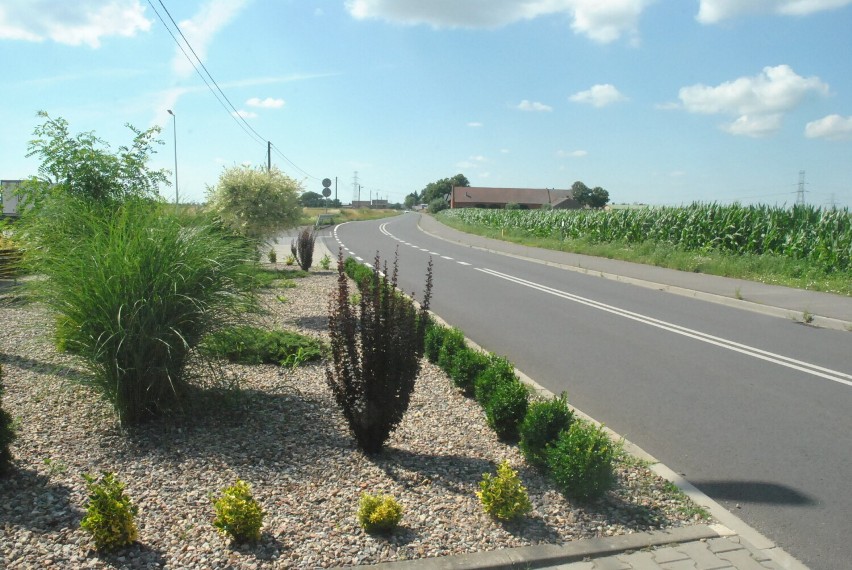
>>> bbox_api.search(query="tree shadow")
[0,352,91,385]
[295,315,328,332]
[691,480,817,506]
[0,467,80,532]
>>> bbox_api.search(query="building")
[450,186,579,209]
[1,180,25,218]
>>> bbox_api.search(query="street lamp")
[167,110,179,207]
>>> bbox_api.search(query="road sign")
[322,178,332,188]
[322,188,331,197]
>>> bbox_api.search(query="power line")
[148,0,319,179]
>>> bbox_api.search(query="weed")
[319,254,332,270]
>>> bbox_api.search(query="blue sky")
[2,0,851,207]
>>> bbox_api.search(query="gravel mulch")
[0,270,709,568]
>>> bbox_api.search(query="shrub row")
[425,322,620,501]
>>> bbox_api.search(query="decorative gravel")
[0,270,709,569]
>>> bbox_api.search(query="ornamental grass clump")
[477,460,532,521]
[519,393,574,469]
[357,493,403,534]
[326,249,432,454]
[546,421,621,501]
[212,479,265,543]
[0,364,16,476]
[291,227,316,271]
[80,472,138,551]
[21,197,256,425]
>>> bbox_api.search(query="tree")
[571,181,610,208]
[25,111,168,204]
[299,191,325,207]
[404,192,419,209]
[206,165,302,243]
[420,173,470,205]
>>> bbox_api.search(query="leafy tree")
[420,173,469,205]
[300,191,325,207]
[589,186,610,208]
[24,111,168,204]
[206,165,302,243]
[428,198,448,214]
[404,192,419,209]
[571,181,610,208]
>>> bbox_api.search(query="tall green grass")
[22,196,257,424]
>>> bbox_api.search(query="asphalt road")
[327,213,851,570]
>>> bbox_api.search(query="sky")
[1,0,851,208]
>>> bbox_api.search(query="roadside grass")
[437,214,852,296]
[299,208,401,226]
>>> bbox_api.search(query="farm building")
[450,186,579,209]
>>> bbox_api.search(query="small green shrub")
[200,325,325,366]
[484,379,530,441]
[423,322,448,363]
[212,479,264,543]
[80,472,138,551]
[319,254,332,270]
[0,364,17,475]
[474,355,518,407]
[448,347,491,395]
[519,393,574,469]
[357,492,403,533]
[546,421,620,501]
[477,460,532,521]
[285,254,295,266]
[343,255,375,292]
[436,327,466,373]
[267,248,277,264]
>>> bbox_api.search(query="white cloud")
[805,114,852,140]
[557,149,588,158]
[457,155,487,169]
[0,0,151,47]
[246,97,285,109]
[171,0,250,77]
[467,121,483,127]
[517,100,553,112]
[232,110,257,119]
[697,0,852,23]
[722,114,782,138]
[570,84,627,107]
[676,65,829,136]
[344,0,652,43]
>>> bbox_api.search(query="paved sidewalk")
[417,214,852,331]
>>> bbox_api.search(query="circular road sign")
[322,178,332,188]
[322,188,331,197]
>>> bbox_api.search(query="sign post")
[322,178,332,212]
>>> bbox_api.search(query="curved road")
[324,213,851,570]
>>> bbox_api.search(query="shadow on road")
[692,480,817,506]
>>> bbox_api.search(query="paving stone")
[652,547,692,564]
[675,542,734,570]
[659,560,699,570]
[591,556,631,570]
[549,562,595,570]
[718,549,781,570]
[617,550,665,570]
[706,538,745,555]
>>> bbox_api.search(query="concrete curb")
[352,526,723,570]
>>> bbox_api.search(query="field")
[439,203,852,296]
[299,207,401,226]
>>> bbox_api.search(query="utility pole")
[335,176,338,202]
[796,171,806,206]
[352,171,359,205]
[267,141,271,173]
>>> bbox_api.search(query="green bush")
[357,493,403,534]
[448,347,491,395]
[21,197,257,425]
[423,322,448,363]
[80,472,138,551]
[437,327,466,373]
[484,379,530,441]
[474,355,518,407]
[212,479,265,543]
[0,364,16,476]
[519,393,574,469]
[343,255,375,292]
[200,326,325,366]
[319,254,332,270]
[267,248,277,264]
[476,460,532,521]
[546,421,620,501]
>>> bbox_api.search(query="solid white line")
[476,267,852,388]
[458,262,471,266]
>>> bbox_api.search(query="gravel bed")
[0,270,709,568]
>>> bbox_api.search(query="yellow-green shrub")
[357,492,403,533]
[80,472,138,551]
[212,479,264,543]
[477,460,532,521]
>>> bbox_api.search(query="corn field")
[443,203,852,273]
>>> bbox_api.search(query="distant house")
[1,180,25,218]
[450,186,579,210]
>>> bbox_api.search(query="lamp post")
[167,110,179,207]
